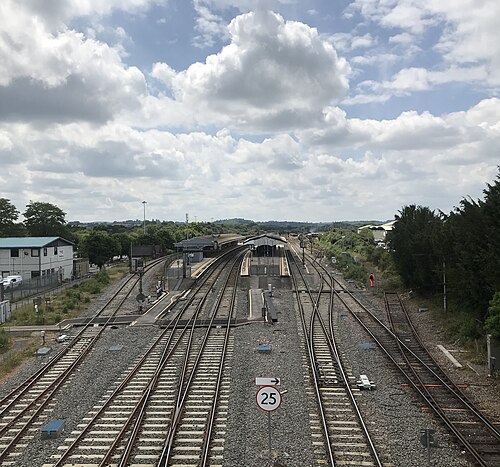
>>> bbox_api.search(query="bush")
[65,289,81,301]
[94,269,110,285]
[80,281,102,294]
[485,292,500,340]
[0,328,10,350]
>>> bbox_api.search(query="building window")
[31,249,39,257]
[43,248,47,256]
[54,247,58,255]
[11,248,19,257]
[31,271,40,278]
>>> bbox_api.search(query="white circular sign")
[256,385,282,412]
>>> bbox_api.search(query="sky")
[1,0,499,223]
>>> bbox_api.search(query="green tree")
[23,201,67,237]
[485,292,500,340]
[115,232,133,258]
[446,169,500,317]
[387,205,444,292]
[79,231,120,268]
[0,198,22,237]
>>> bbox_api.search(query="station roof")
[243,234,287,248]
[0,237,75,248]
[174,234,244,251]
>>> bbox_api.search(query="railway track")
[383,292,500,467]
[314,258,500,467]
[0,257,166,464]
[42,248,244,467]
[287,248,385,467]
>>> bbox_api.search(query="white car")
[2,275,23,290]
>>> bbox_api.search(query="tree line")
[0,199,231,268]
[387,169,500,339]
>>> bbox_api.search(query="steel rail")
[157,251,245,466]
[0,257,167,461]
[52,249,241,466]
[383,292,500,466]
[287,249,337,467]
[325,274,500,467]
[0,256,165,413]
[288,249,384,467]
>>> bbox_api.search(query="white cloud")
[19,0,163,27]
[351,33,376,50]
[348,0,500,87]
[3,96,498,221]
[388,32,414,45]
[167,10,349,131]
[192,1,229,48]
[0,1,147,123]
[346,65,488,104]
[0,1,498,222]
[151,63,177,87]
[301,98,500,157]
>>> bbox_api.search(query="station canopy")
[243,234,287,248]
[174,234,244,252]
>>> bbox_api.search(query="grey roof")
[243,234,287,245]
[174,234,245,250]
[0,237,74,248]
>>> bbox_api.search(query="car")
[1,275,23,290]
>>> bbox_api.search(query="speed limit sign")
[256,385,282,412]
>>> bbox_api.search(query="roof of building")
[243,234,287,246]
[174,234,244,250]
[358,220,396,232]
[0,237,75,248]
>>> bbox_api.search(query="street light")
[142,201,147,234]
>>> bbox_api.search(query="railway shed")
[174,234,244,278]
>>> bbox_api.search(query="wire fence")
[1,273,93,312]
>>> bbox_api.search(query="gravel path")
[224,285,316,467]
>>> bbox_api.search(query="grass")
[4,267,128,327]
[0,339,39,382]
[0,266,129,377]
[409,293,488,366]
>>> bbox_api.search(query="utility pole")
[443,257,447,313]
[142,201,147,234]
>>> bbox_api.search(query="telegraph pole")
[142,201,147,234]
[443,257,447,313]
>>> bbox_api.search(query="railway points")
[0,236,498,467]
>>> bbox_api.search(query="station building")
[242,233,287,257]
[0,237,75,281]
[174,234,245,262]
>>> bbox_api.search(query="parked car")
[2,275,23,290]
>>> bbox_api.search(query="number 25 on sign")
[256,385,282,412]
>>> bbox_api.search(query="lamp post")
[142,201,147,234]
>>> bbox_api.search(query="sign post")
[419,428,436,465]
[255,377,281,386]
[256,385,282,455]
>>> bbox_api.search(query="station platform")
[241,252,250,276]
[191,257,218,279]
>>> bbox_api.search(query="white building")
[0,237,75,281]
[357,220,396,242]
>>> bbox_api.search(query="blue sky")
[0,0,499,223]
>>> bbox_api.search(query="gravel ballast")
[0,258,498,467]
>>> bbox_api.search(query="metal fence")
[0,273,93,311]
